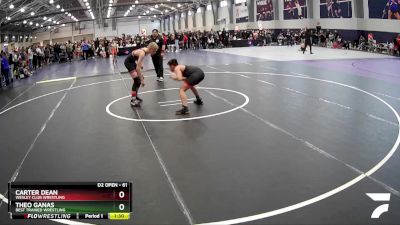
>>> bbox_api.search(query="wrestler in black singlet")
[182,65,205,86]
[124,52,139,72]
[124,50,144,107]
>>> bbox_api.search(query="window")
[220,1,228,7]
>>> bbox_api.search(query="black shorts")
[124,57,136,73]
[332,3,339,11]
[185,71,205,86]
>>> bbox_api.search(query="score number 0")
[118,191,126,211]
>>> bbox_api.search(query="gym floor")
[1,46,400,225]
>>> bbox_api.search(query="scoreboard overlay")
[8,182,132,220]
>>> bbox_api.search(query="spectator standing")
[8,51,14,82]
[44,46,50,65]
[175,33,180,51]
[183,33,189,50]
[36,46,43,68]
[54,43,61,62]
[33,46,38,70]
[82,40,89,60]
[1,52,11,86]
[94,38,100,52]
[303,27,313,54]
[168,34,176,52]
[104,38,110,58]
[28,47,34,71]
[66,41,73,62]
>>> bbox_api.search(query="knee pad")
[134,77,141,89]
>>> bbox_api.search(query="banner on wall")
[283,0,307,20]
[256,0,274,21]
[320,0,352,18]
[368,0,400,20]
[235,2,249,23]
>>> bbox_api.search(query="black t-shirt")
[149,35,163,55]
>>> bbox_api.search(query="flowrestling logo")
[366,193,391,219]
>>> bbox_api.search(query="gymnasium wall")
[33,18,160,45]
[10,0,400,46]
[162,0,399,42]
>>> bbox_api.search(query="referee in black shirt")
[149,29,165,82]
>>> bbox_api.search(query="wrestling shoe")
[193,98,203,105]
[176,106,189,115]
[130,99,141,107]
[136,96,143,102]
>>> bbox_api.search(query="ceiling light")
[153,15,156,17]
[6,16,11,20]
[48,26,51,29]
[9,4,14,9]
[129,6,133,10]
[40,24,43,27]
[23,20,27,24]
[165,9,169,12]
[29,21,33,25]
[146,10,149,13]
[43,16,47,20]
[177,4,181,7]
[138,15,141,18]
[20,8,25,12]
[155,4,158,8]
[49,0,54,4]
[135,0,139,4]
[109,0,113,3]
[36,23,39,26]
[85,2,89,6]
[61,8,65,12]
[56,4,60,9]
[30,12,35,16]
[87,5,91,9]
[150,7,154,11]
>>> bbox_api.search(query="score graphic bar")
[8,182,132,220]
